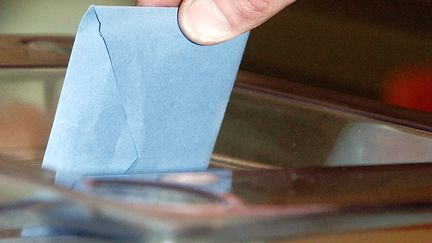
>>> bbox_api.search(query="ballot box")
[1,36,432,242]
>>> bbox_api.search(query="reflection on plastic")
[326,122,432,166]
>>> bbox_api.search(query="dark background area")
[241,0,432,102]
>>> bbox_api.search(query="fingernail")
[180,0,231,45]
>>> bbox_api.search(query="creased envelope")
[43,6,248,175]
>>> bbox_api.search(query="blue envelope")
[43,6,248,175]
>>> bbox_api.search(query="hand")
[136,0,295,45]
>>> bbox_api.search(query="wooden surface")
[0,35,72,67]
[288,225,432,243]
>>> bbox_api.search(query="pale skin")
[136,0,296,45]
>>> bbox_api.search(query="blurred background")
[0,0,431,166]
[1,2,432,241]
[1,0,431,112]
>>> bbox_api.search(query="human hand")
[136,0,296,45]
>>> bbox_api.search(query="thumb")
[178,0,295,45]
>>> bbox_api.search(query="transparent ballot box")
[1,36,432,242]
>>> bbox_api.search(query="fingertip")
[178,0,233,46]
[178,8,219,45]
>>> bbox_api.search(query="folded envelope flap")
[43,6,138,174]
